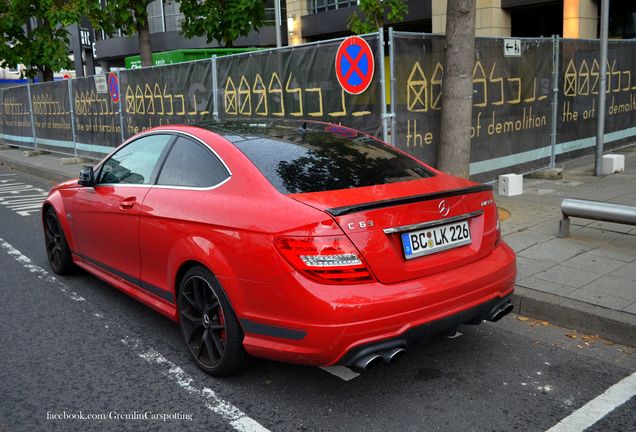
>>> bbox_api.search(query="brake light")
[274,235,374,284]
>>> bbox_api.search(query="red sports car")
[42,121,516,376]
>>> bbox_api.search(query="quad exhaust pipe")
[487,302,514,322]
[353,347,407,370]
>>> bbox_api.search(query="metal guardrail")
[558,198,636,238]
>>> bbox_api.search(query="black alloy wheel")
[43,208,74,275]
[178,266,247,376]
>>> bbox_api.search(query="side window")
[157,137,230,188]
[98,135,172,185]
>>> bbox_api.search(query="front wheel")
[177,266,248,376]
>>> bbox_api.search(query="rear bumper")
[227,241,516,366]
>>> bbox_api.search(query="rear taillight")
[274,235,374,284]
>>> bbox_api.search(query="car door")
[139,135,231,297]
[71,133,174,285]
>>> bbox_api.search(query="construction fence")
[1,31,635,183]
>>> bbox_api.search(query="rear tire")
[43,208,75,275]
[177,265,248,376]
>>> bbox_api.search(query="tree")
[0,0,88,81]
[347,0,408,34]
[90,1,153,67]
[179,0,266,48]
[437,0,476,179]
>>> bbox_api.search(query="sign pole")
[26,83,37,150]
[68,79,78,157]
[550,35,559,169]
[388,27,397,146]
[378,29,388,143]
[595,0,609,176]
[211,55,219,121]
[116,70,125,142]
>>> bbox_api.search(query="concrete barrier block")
[498,173,523,197]
[601,154,625,175]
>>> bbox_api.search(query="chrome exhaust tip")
[488,302,514,322]
[354,353,383,370]
[381,347,406,364]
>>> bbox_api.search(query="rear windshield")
[233,127,434,194]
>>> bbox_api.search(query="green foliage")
[347,0,408,34]
[88,0,153,67]
[91,0,152,37]
[0,0,90,80]
[179,0,266,47]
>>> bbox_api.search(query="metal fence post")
[117,71,125,142]
[211,55,219,121]
[26,83,37,149]
[378,29,388,143]
[549,35,560,169]
[67,79,78,157]
[388,27,397,146]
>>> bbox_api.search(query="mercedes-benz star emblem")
[203,314,210,328]
[438,200,450,217]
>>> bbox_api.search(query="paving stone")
[568,227,623,244]
[531,265,604,288]
[565,287,634,311]
[610,234,636,249]
[561,252,627,274]
[515,256,557,280]
[525,219,562,236]
[581,275,636,302]
[587,245,636,263]
[623,302,636,315]
[611,261,636,281]
[518,238,591,261]
[587,220,635,233]
[515,277,578,296]
[502,230,556,253]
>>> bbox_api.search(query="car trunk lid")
[290,176,499,284]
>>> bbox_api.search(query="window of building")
[164,0,184,32]
[147,0,164,33]
[308,0,358,15]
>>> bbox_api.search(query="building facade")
[92,1,635,69]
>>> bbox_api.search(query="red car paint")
[43,122,516,366]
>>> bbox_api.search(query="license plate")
[401,220,471,259]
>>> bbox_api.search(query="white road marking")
[320,365,360,381]
[0,181,48,216]
[0,237,85,302]
[0,236,270,432]
[545,372,636,432]
[123,337,270,432]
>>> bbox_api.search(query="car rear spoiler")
[326,184,493,217]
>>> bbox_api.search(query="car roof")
[192,120,363,144]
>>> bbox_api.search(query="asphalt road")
[0,166,634,432]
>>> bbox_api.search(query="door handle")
[119,198,136,209]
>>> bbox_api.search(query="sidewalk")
[497,145,636,347]
[1,144,635,346]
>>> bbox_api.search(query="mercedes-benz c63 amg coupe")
[42,120,516,376]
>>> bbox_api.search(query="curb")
[512,286,636,347]
[0,154,70,184]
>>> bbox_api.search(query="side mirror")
[78,166,95,187]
